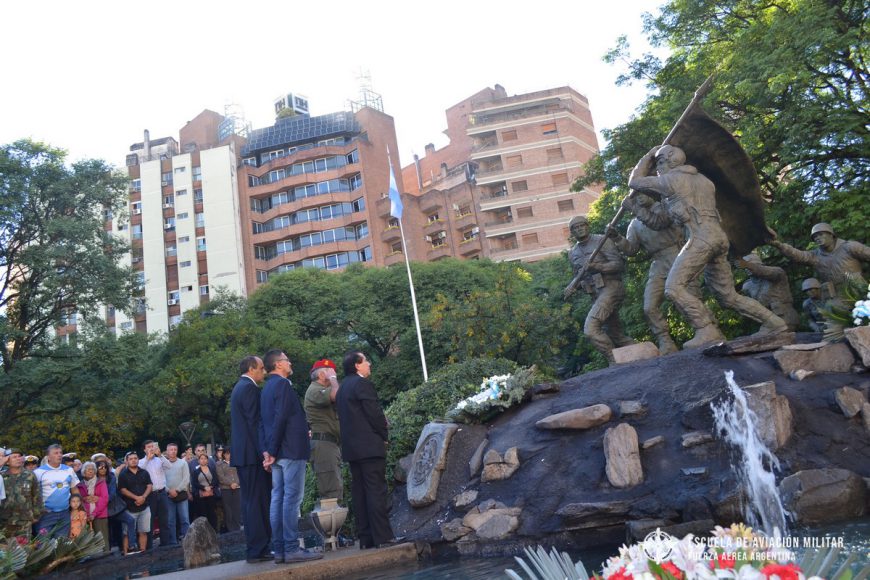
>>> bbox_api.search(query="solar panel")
[242,111,361,156]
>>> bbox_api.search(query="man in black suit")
[229,355,272,563]
[336,351,401,549]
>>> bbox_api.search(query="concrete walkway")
[157,542,417,580]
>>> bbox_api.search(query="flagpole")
[398,218,429,382]
[386,148,429,382]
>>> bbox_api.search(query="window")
[547,147,564,161]
[506,154,522,169]
[130,179,141,191]
[517,207,534,219]
[200,285,209,296]
[557,199,574,212]
[192,167,202,181]
[164,195,174,207]
[168,290,180,302]
[256,270,268,283]
[501,129,518,142]
[169,314,182,329]
[132,224,143,239]
[541,122,557,135]
[456,205,471,217]
[162,172,173,186]
[390,241,403,254]
[196,237,206,252]
[120,321,134,331]
[103,208,113,221]
[166,245,177,256]
[106,305,116,318]
[174,166,186,174]
[177,212,189,220]
[176,189,188,196]
[243,157,257,167]
[522,232,540,246]
[387,217,399,229]
[178,235,190,243]
[131,201,142,214]
[195,213,204,227]
[134,271,145,289]
[511,180,528,193]
[180,260,192,268]
[194,188,203,202]
[182,285,193,292]
[427,213,440,224]
[269,168,286,183]
[463,227,480,241]
[117,222,128,232]
[255,245,268,260]
[552,172,570,186]
[346,149,359,164]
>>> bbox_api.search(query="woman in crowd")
[191,453,220,531]
[77,461,110,552]
[216,448,242,532]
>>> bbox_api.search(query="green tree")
[0,140,136,371]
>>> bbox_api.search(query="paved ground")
[157,542,417,580]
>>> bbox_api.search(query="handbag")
[171,490,189,503]
[107,494,127,517]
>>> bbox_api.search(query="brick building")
[396,84,601,263]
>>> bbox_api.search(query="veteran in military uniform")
[0,450,43,540]
[304,359,343,501]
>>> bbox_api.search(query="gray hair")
[310,368,326,382]
[81,461,97,477]
[46,443,62,454]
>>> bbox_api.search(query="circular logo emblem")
[411,434,439,486]
[642,528,675,563]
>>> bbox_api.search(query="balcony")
[381,226,401,242]
[452,212,475,229]
[459,236,482,255]
[484,215,512,229]
[491,241,519,254]
[427,243,452,260]
[384,251,405,267]
[424,219,446,233]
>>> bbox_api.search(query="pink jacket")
[77,478,109,519]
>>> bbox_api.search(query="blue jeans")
[270,458,306,555]
[168,495,190,539]
[34,510,70,539]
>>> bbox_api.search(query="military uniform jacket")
[0,470,43,527]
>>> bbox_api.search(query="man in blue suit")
[261,349,322,564]
[229,355,272,563]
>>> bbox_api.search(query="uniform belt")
[311,433,338,444]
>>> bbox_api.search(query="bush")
[384,357,519,476]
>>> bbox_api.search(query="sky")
[0,1,665,170]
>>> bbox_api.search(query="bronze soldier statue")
[608,193,698,354]
[800,278,827,333]
[628,145,787,348]
[735,254,800,331]
[566,216,634,363]
[770,223,869,299]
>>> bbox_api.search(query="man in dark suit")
[261,349,321,564]
[229,355,272,563]
[336,351,401,549]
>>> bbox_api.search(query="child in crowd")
[69,495,89,539]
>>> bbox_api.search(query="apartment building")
[115,111,247,334]
[238,106,400,289]
[398,85,601,263]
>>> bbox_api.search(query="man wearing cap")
[33,444,80,538]
[771,223,869,298]
[0,449,43,541]
[735,254,800,331]
[565,215,635,363]
[801,278,827,332]
[24,456,39,471]
[304,359,343,501]
[260,349,321,564]
[629,145,787,348]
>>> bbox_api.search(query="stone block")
[612,342,660,364]
[483,449,501,465]
[603,423,643,488]
[462,506,521,531]
[393,454,413,483]
[406,422,460,508]
[441,518,472,542]
[475,513,520,540]
[481,447,520,482]
[183,517,221,569]
[835,387,866,418]
[468,439,488,477]
[774,342,855,374]
[642,435,664,449]
[619,400,647,416]
[845,326,870,367]
[453,489,479,510]
[681,431,714,448]
[743,381,793,450]
[779,468,866,524]
[535,404,612,430]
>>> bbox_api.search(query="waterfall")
[711,370,789,536]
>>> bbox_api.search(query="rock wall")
[389,335,870,556]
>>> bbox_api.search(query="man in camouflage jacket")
[0,450,43,540]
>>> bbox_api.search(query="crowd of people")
[0,440,243,556]
[0,350,403,567]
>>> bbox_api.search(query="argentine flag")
[388,163,403,219]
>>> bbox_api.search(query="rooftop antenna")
[347,68,384,113]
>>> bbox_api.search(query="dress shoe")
[284,549,323,563]
[246,555,272,563]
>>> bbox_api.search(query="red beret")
[310,359,337,373]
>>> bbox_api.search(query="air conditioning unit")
[132,208,142,215]
[424,235,432,242]
[161,181,169,187]
[163,203,173,209]
[437,231,447,239]
[164,223,173,230]
[471,227,480,234]
[452,204,460,211]
[167,299,178,306]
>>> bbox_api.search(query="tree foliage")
[0,140,136,371]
